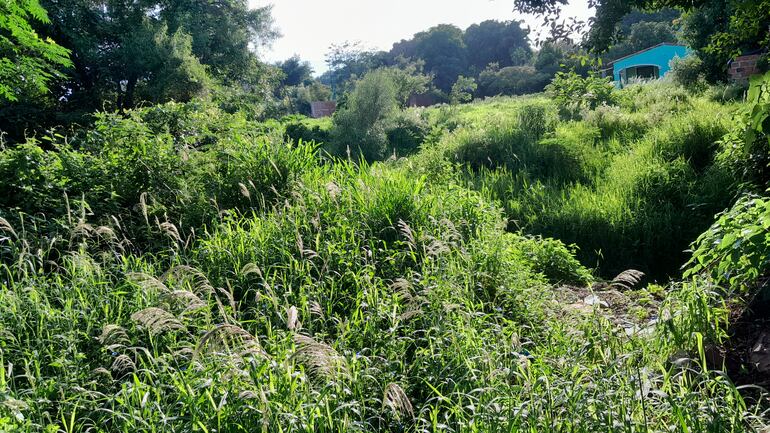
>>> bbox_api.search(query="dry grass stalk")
[95,225,116,239]
[127,272,170,294]
[397,219,416,249]
[111,354,136,375]
[0,217,17,238]
[99,324,129,345]
[164,265,215,296]
[139,192,149,224]
[239,182,251,199]
[382,382,414,420]
[292,334,348,381]
[131,307,184,336]
[286,305,299,331]
[325,181,341,200]
[165,290,207,312]
[193,324,264,361]
[159,221,182,243]
[72,221,94,238]
[241,263,263,278]
[308,300,324,319]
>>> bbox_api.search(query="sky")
[250,0,594,75]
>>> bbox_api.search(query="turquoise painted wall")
[613,44,690,84]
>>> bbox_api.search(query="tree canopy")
[36,0,278,110]
[0,0,71,102]
[0,0,279,142]
[514,0,769,59]
[278,55,314,87]
[391,24,467,92]
[464,20,532,71]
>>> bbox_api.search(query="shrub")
[332,69,399,161]
[285,120,331,145]
[707,82,748,102]
[510,233,594,286]
[385,109,430,155]
[0,102,316,250]
[582,104,650,141]
[443,121,530,170]
[534,122,605,184]
[618,81,693,115]
[516,100,557,140]
[546,71,618,119]
[449,75,477,105]
[669,55,707,91]
[685,194,770,294]
[478,65,550,97]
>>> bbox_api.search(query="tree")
[450,75,477,104]
[332,69,398,161]
[464,20,532,71]
[278,81,331,115]
[380,57,432,107]
[37,0,277,110]
[391,24,467,92]
[603,21,678,62]
[278,55,314,87]
[533,42,565,76]
[478,65,551,96]
[0,0,71,102]
[0,0,278,141]
[514,0,770,67]
[678,0,752,81]
[157,0,278,83]
[323,41,387,97]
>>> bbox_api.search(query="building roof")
[606,43,689,66]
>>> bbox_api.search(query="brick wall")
[729,54,762,81]
[310,101,336,118]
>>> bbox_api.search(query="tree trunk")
[121,75,138,111]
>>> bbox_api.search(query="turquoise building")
[608,43,690,87]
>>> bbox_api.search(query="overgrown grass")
[408,82,742,279]
[0,87,767,432]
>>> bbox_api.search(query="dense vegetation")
[4,0,770,431]
[2,65,770,430]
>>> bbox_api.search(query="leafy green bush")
[708,81,748,102]
[0,102,315,250]
[443,121,530,170]
[284,120,332,145]
[546,71,618,119]
[717,72,770,186]
[385,110,430,155]
[449,75,477,105]
[686,194,770,293]
[668,55,707,91]
[510,233,593,286]
[516,100,557,140]
[582,104,650,141]
[332,69,399,161]
[684,73,770,296]
[478,65,550,97]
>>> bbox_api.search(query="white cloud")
[251,0,594,74]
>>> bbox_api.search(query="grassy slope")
[0,86,766,432]
[409,83,742,279]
